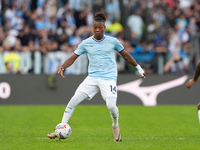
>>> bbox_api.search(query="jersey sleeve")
[114,38,124,52]
[74,41,86,56]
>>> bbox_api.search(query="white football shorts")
[75,76,117,101]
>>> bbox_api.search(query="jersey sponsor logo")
[117,75,188,106]
[90,45,94,47]
[0,82,11,99]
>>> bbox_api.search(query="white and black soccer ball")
[55,123,72,139]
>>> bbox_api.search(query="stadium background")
[0,0,200,105]
[1,1,200,150]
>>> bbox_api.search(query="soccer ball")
[55,123,72,139]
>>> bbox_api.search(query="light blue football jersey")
[74,35,124,81]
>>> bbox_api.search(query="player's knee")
[107,104,117,112]
[68,91,88,108]
[106,97,117,111]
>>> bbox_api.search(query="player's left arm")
[186,59,200,88]
[119,50,145,78]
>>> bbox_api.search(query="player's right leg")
[47,76,98,139]
[61,91,88,123]
[47,132,57,139]
[47,91,88,139]
[61,77,99,123]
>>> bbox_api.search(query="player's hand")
[186,79,196,88]
[136,64,145,78]
[139,73,145,78]
[57,65,65,78]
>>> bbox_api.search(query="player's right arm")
[57,54,79,78]
[186,60,200,88]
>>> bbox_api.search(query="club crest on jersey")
[104,42,110,46]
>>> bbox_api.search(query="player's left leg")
[197,103,200,124]
[106,97,119,128]
[98,79,121,142]
[106,97,121,142]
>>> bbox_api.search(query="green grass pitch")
[0,105,200,150]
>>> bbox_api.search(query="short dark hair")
[93,12,106,22]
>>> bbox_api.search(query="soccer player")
[47,12,145,142]
[186,60,200,124]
